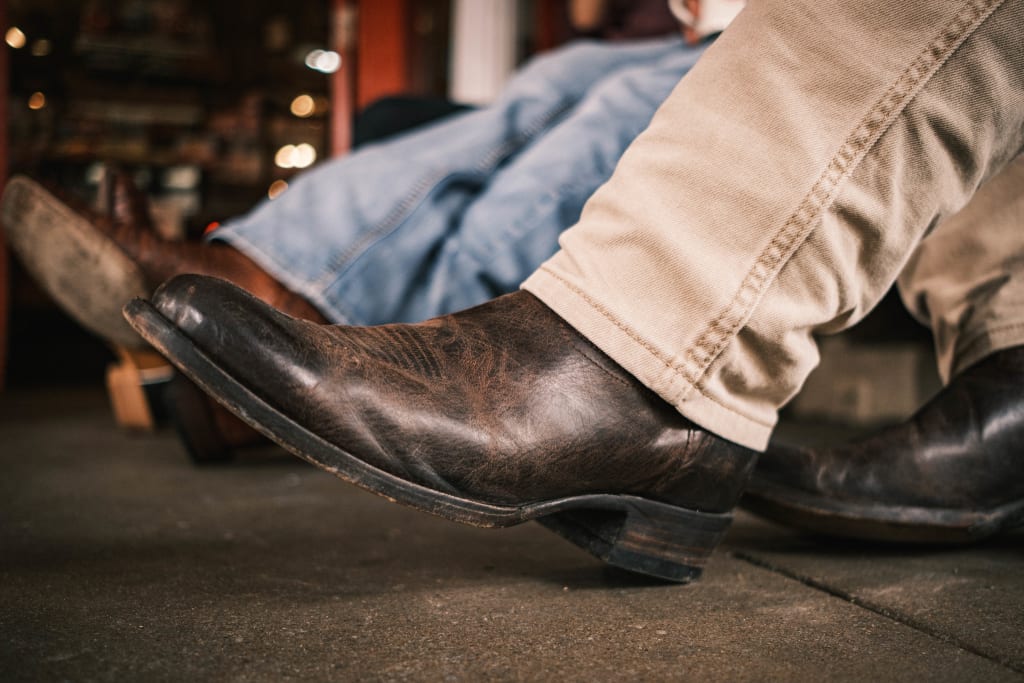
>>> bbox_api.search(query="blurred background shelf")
[0,0,573,389]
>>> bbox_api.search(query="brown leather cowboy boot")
[96,167,155,230]
[125,274,760,581]
[743,346,1024,542]
[2,174,321,458]
[1,174,326,347]
[92,167,320,322]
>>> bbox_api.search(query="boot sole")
[1,176,148,348]
[743,480,1024,543]
[125,297,732,582]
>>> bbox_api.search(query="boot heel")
[538,497,733,583]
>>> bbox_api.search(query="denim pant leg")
[213,36,687,323]
[326,40,707,324]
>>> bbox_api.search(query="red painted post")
[329,0,357,157]
[354,0,410,110]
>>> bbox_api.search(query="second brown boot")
[2,176,150,347]
[2,174,322,459]
[1,175,326,349]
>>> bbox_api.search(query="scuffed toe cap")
[139,273,318,391]
[149,273,257,337]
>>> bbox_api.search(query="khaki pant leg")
[898,154,1024,383]
[523,0,1024,450]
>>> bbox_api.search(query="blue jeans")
[215,36,707,324]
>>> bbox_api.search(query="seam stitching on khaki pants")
[676,0,1007,398]
[534,268,782,428]
[954,320,1024,369]
[684,374,777,427]
[538,266,683,375]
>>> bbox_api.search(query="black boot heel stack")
[539,498,733,582]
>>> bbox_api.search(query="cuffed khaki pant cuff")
[523,268,774,452]
[951,322,1024,380]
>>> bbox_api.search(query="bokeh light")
[5,27,26,49]
[30,38,52,56]
[274,143,317,169]
[304,49,341,74]
[290,94,315,118]
[268,179,289,199]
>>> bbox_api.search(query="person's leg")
[898,154,1024,382]
[743,156,1024,541]
[125,0,1023,581]
[524,0,1024,450]
[214,36,689,324]
[0,37,685,346]
[321,40,707,325]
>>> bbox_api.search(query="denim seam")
[679,0,1005,396]
[461,87,675,269]
[315,99,579,301]
[463,176,601,270]
[311,170,441,293]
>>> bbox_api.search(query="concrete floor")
[2,387,1022,682]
